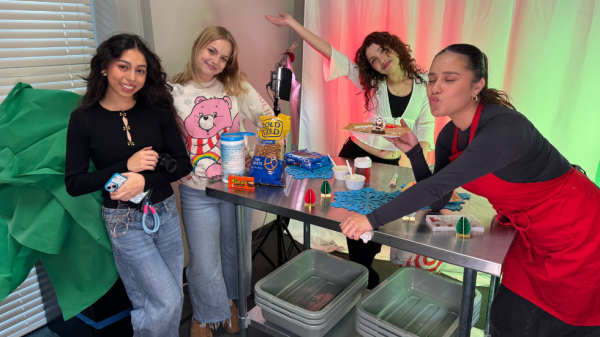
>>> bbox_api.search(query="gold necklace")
[388,80,406,95]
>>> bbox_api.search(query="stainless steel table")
[206,157,516,337]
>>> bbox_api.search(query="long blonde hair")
[172,26,248,96]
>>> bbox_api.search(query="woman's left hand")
[340,214,373,240]
[245,154,253,168]
[110,172,145,201]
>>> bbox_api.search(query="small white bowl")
[345,174,366,190]
[333,166,349,180]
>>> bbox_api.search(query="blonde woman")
[171,26,273,337]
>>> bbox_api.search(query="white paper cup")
[345,174,365,190]
[333,166,349,180]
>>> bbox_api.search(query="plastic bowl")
[333,166,349,180]
[345,174,365,190]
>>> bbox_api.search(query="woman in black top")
[65,34,192,337]
[340,44,600,336]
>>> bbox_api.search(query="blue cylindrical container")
[221,132,255,183]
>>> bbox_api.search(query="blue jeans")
[102,195,184,337]
[179,185,252,325]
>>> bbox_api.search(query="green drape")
[0,83,118,319]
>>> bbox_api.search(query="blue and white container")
[221,132,255,183]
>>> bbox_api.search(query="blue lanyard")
[142,201,160,235]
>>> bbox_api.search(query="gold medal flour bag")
[249,114,291,186]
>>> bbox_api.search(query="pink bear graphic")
[182,96,240,179]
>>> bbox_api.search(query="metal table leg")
[458,268,477,337]
[235,205,247,337]
[304,222,310,250]
[484,275,501,337]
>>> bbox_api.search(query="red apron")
[450,104,600,326]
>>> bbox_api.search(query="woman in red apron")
[340,44,600,336]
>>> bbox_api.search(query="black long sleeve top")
[65,100,193,208]
[367,104,572,228]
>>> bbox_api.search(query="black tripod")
[252,69,302,269]
[252,215,302,269]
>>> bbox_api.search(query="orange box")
[228,176,255,190]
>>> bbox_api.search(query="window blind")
[0,268,47,337]
[0,0,96,103]
[0,1,97,335]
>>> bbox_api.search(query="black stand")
[252,82,301,269]
[250,101,302,268]
[252,215,302,269]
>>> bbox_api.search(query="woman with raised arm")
[266,13,435,289]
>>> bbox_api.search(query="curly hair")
[76,34,179,123]
[354,32,426,111]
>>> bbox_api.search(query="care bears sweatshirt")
[172,78,274,190]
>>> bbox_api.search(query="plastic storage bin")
[255,283,364,326]
[260,289,362,337]
[356,267,481,337]
[255,249,368,336]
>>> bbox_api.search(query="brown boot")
[224,302,240,334]
[191,317,213,337]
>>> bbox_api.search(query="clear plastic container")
[354,157,372,183]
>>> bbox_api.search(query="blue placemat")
[331,187,401,215]
[285,164,334,179]
[400,184,471,211]
[331,185,472,215]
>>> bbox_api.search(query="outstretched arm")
[266,13,332,60]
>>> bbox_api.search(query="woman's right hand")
[266,12,333,60]
[127,146,159,173]
[265,13,296,27]
[385,119,419,153]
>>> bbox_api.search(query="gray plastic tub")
[356,268,482,337]
[255,249,368,319]
[261,286,363,337]
[356,311,480,337]
[255,278,366,326]
[356,315,480,337]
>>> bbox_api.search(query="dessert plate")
[342,122,411,138]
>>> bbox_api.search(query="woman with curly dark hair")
[65,33,192,337]
[267,13,435,289]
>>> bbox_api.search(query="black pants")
[339,137,399,289]
[490,284,600,337]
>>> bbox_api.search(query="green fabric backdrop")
[0,83,118,319]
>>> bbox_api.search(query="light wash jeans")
[102,195,184,337]
[179,185,252,325]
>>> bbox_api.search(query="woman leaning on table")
[340,43,600,337]
[266,13,435,290]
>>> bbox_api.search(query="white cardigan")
[323,46,435,151]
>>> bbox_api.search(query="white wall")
[92,0,145,45]
[149,0,296,103]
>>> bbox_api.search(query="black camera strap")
[136,188,154,213]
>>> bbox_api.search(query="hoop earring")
[472,95,479,102]
[101,71,107,76]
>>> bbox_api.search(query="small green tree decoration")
[456,217,471,238]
